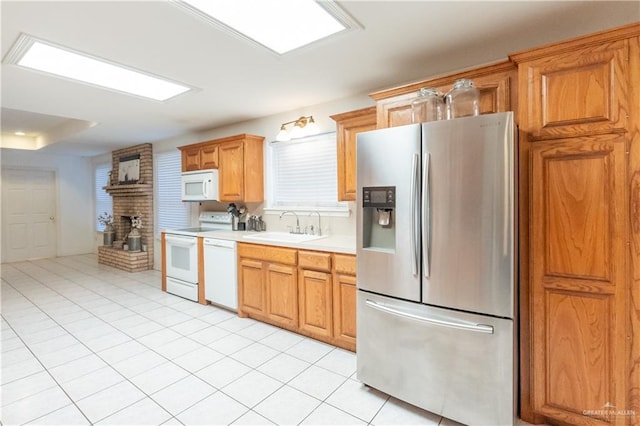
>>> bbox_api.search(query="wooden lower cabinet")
[298,269,333,338]
[238,258,265,315]
[237,244,297,329]
[265,262,298,328]
[332,272,356,349]
[238,244,357,351]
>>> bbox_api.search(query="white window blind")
[269,132,345,209]
[95,163,112,231]
[155,150,191,234]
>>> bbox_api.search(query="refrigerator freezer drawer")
[357,291,515,426]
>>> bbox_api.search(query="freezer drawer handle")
[365,299,494,334]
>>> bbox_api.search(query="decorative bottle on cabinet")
[411,88,444,123]
[445,79,480,119]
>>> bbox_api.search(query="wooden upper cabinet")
[218,140,244,202]
[200,144,219,169]
[330,106,377,201]
[511,38,629,140]
[370,60,517,129]
[179,141,219,172]
[179,134,264,202]
[217,134,264,203]
[182,146,202,171]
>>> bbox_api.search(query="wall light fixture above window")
[174,0,361,55]
[276,115,320,141]
[3,34,193,101]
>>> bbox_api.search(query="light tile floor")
[1,254,535,425]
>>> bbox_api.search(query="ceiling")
[1,1,638,157]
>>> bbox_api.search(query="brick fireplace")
[98,143,154,272]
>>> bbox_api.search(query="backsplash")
[198,201,356,237]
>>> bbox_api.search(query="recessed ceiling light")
[4,34,193,101]
[175,0,360,54]
[14,131,26,136]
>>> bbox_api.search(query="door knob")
[49,216,55,220]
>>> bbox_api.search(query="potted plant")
[98,212,115,246]
[128,213,143,252]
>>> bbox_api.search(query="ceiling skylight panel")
[177,0,353,54]
[6,35,191,101]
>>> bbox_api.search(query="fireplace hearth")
[98,143,153,272]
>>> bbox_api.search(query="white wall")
[1,148,95,257]
[2,93,373,267]
[146,93,374,269]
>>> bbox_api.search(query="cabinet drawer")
[334,254,356,275]
[238,243,297,265]
[299,251,332,272]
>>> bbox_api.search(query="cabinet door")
[377,94,416,129]
[201,144,219,169]
[332,107,377,201]
[238,258,265,315]
[333,273,356,349]
[374,62,515,129]
[519,39,628,141]
[265,262,298,328]
[182,147,201,172]
[298,269,333,337]
[530,135,627,423]
[219,141,244,202]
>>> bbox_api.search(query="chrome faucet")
[309,211,322,236]
[279,211,301,234]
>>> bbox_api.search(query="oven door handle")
[165,235,197,247]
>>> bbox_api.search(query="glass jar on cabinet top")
[411,87,444,123]
[445,79,480,119]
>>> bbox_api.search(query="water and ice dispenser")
[361,186,396,251]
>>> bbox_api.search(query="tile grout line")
[2,256,387,426]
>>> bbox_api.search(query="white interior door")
[2,168,57,263]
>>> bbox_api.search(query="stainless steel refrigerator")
[356,112,516,426]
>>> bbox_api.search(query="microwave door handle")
[202,179,208,199]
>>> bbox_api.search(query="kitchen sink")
[243,232,327,243]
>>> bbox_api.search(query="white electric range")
[164,212,232,302]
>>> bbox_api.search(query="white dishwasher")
[203,238,238,311]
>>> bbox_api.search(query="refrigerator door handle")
[365,299,494,334]
[422,152,431,278]
[410,153,420,276]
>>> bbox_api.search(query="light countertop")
[165,229,356,255]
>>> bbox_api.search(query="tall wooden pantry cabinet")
[511,23,640,425]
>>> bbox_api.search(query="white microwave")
[181,170,219,202]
